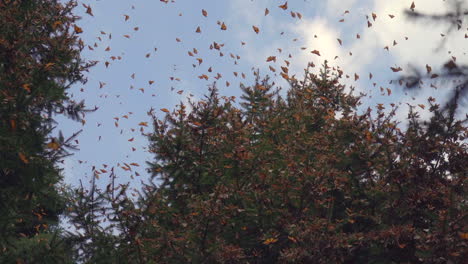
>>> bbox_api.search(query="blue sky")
[57,0,467,190]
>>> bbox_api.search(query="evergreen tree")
[0,0,94,262]
[64,179,122,264]
[83,63,465,263]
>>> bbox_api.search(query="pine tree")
[0,0,94,262]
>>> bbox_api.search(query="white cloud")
[292,18,343,66]
[292,0,466,112]
[372,0,467,66]
[290,16,381,93]
[227,0,467,121]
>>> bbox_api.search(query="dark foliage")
[0,0,94,262]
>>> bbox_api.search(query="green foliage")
[63,181,123,264]
[0,0,93,261]
[1,231,74,264]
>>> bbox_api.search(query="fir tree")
[0,0,94,262]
